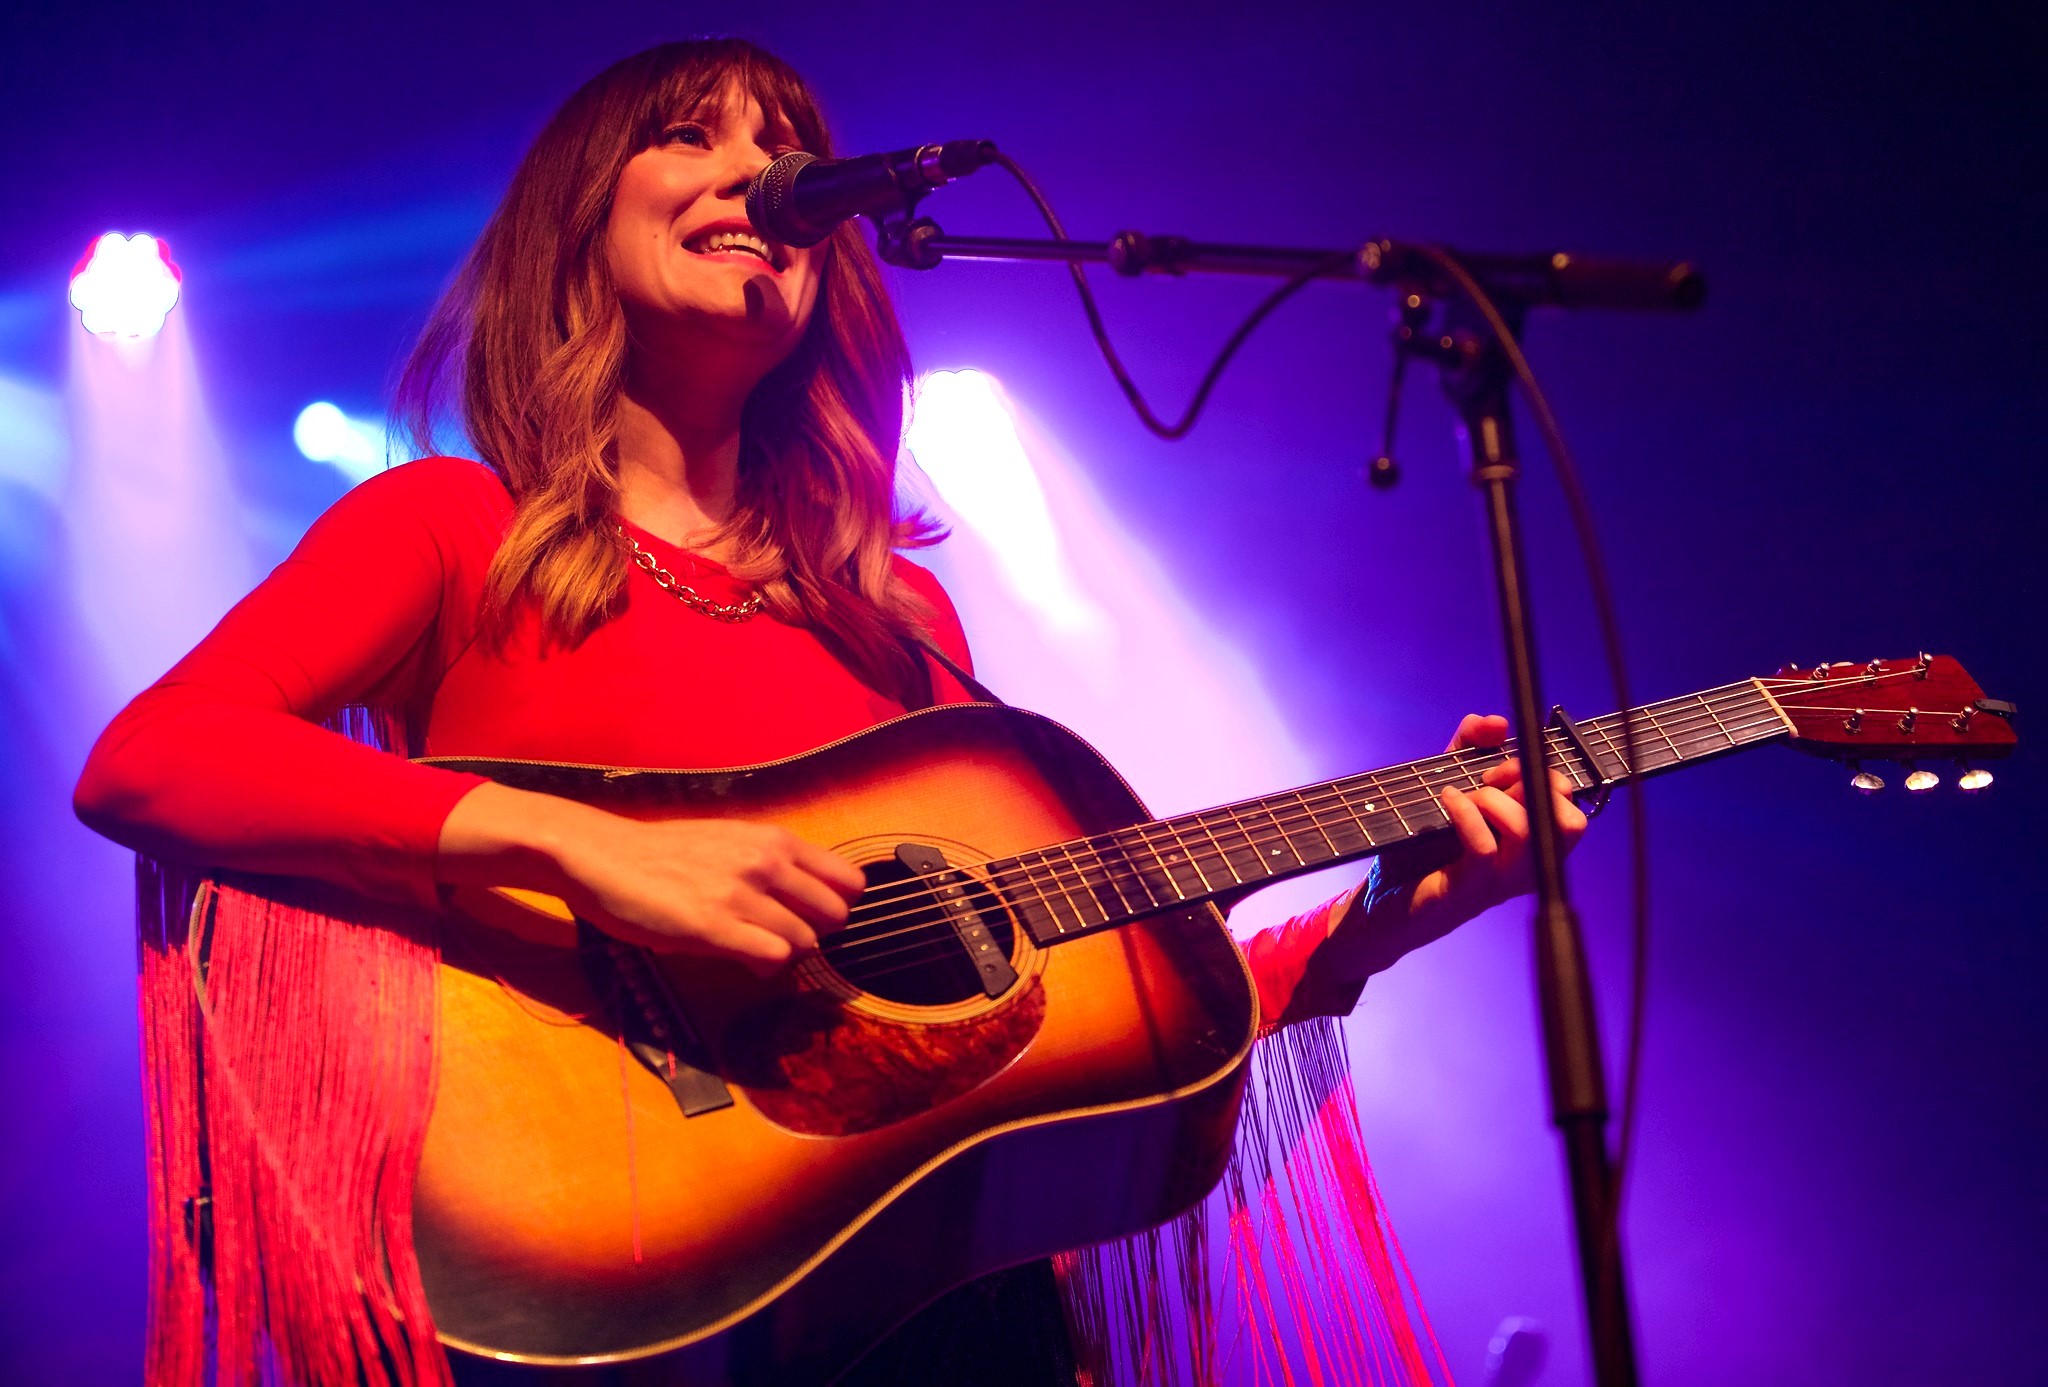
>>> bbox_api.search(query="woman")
[75,38,1582,1386]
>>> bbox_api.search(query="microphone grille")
[747,151,822,245]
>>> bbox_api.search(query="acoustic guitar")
[412,655,2013,1383]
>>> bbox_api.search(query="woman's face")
[605,83,822,376]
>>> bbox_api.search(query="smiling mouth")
[682,228,785,271]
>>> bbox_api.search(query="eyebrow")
[662,94,800,151]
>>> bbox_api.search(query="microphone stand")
[877,215,1703,1387]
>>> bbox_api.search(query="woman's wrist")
[1325,851,1481,980]
[435,781,598,895]
[1309,860,1407,983]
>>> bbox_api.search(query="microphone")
[746,140,999,248]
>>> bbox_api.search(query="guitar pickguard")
[723,980,1047,1137]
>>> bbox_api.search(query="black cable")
[990,152,1356,439]
[1404,243,1650,1299]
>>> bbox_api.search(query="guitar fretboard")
[977,679,1787,945]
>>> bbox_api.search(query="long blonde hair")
[396,39,944,705]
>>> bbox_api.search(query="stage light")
[905,368,1105,637]
[68,233,182,340]
[292,401,386,483]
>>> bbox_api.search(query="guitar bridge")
[577,922,734,1117]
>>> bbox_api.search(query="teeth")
[687,230,775,263]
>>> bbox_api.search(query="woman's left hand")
[1324,713,1589,979]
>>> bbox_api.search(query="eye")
[660,122,712,149]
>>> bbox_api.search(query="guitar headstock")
[1769,654,2016,792]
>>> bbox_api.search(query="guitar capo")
[1549,704,1623,817]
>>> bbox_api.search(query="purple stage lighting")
[68,232,183,339]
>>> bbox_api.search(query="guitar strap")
[914,637,1008,708]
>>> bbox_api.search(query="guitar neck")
[989,678,1792,946]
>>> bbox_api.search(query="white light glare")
[906,369,1106,637]
[293,402,387,483]
[69,232,183,339]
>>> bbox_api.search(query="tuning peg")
[1957,765,1994,792]
[1903,765,1939,793]
[1850,764,1885,794]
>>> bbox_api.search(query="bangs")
[639,42,832,158]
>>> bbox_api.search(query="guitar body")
[414,704,1259,1383]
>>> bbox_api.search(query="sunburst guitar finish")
[413,704,1259,1384]
[409,655,2019,1383]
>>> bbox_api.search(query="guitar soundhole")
[821,859,1018,1005]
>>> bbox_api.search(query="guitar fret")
[1225,802,1274,872]
[1343,774,1409,848]
[1290,789,1341,863]
[1215,805,1272,883]
[1131,825,1198,904]
[1011,851,1078,937]
[1158,819,1227,895]
[1096,840,1160,916]
[1406,765,1459,833]
[1029,847,1094,934]
[1365,773,1413,846]
[1383,780,1416,837]
[979,677,1807,950]
[1102,827,1175,912]
[1688,694,1737,753]
[1537,728,1597,792]
[1582,717,1634,780]
[1643,708,1686,767]
[1188,809,1247,887]
[1599,710,1670,772]
[1056,840,1119,925]
[1239,800,1306,877]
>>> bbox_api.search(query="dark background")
[1,3,2041,1383]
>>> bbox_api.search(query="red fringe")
[1054,1017,1453,1387]
[142,883,1436,1387]
[137,861,449,1386]
[135,703,1440,1385]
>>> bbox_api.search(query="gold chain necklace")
[614,524,764,623]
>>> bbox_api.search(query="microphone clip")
[875,215,947,272]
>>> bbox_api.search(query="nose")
[719,143,776,200]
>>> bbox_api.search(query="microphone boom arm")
[877,220,1704,312]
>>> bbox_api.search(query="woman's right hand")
[437,781,865,973]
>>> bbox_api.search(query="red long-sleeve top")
[75,457,1354,1024]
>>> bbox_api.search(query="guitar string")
[835,683,1775,928]
[491,670,1939,1012]
[826,694,1790,963]
[538,669,1903,992]
[835,664,1937,935]
[815,692,1794,975]
[823,706,1796,980]
[836,664,1922,923]
[830,671,1955,984]
[837,677,1768,923]
[544,667,1937,1006]
[829,676,1895,961]
[827,665,1967,979]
